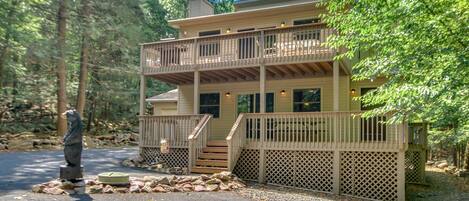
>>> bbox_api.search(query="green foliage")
[322,0,468,128]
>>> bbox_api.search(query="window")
[293,89,321,112]
[293,18,321,41]
[293,18,320,26]
[199,30,220,57]
[200,93,220,118]
[237,93,274,114]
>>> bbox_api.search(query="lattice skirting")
[139,147,188,168]
[266,150,334,192]
[233,149,259,181]
[340,151,398,201]
[405,149,426,184]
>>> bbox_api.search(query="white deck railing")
[188,114,212,172]
[227,111,407,155]
[139,115,205,148]
[226,113,247,171]
[141,24,335,74]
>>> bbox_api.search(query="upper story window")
[200,93,220,118]
[293,88,321,112]
[199,30,221,57]
[293,18,321,41]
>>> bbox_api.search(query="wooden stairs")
[191,140,228,174]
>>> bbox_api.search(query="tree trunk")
[56,0,68,136]
[76,0,91,117]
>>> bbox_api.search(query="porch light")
[351,89,356,95]
[225,92,231,97]
[280,21,286,27]
[226,28,231,33]
[280,90,286,95]
[183,31,187,36]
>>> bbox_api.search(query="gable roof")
[146,89,178,103]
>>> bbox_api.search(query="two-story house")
[137,1,427,200]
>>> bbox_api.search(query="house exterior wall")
[152,102,178,115]
[178,7,325,38]
[350,77,387,111]
[235,0,313,12]
[178,76,350,140]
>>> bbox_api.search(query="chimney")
[188,0,214,17]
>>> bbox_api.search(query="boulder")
[115,187,129,193]
[89,185,103,194]
[437,162,448,169]
[194,185,206,192]
[32,184,46,193]
[191,179,204,186]
[219,183,230,191]
[212,172,232,181]
[143,176,158,182]
[44,187,65,195]
[200,174,210,181]
[206,184,219,192]
[152,186,167,193]
[141,184,153,193]
[60,181,75,190]
[157,177,171,186]
[206,178,222,185]
[129,185,140,193]
[103,185,115,194]
[178,177,192,184]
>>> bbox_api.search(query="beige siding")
[178,76,350,140]
[152,102,178,115]
[180,9,326,38]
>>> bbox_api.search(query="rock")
[64,189,76,195]
[115,187,128,193]
[152,186,167,193]
[157,177,171,186]
[194,185,206,192]
[171,187,183,192]
[200,174,210,181]
[102,185,115,194]
[47,180,62,188]
[219,183,230,191]
[89,185,103,194]
[129,185,140,193]
[206,184,219,192]
[44,187,65,195]
[191,179,204,186]
[145,180,158,188]
[131,180,145,188]
[0,143,7,150]
[32,184,46,193]
[182,183,193,191]
[206,178,222,185]
[141,184,153,193]
[60,181,75,190]
[178,177,192,184]
[85,179,98,186]
[143,176,158,182]
[426,161,435,165]
[212,172,232,181]
[437,162,448,169]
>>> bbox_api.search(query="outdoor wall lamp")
[280,21,286,27]
[225,92,231,97]
[280,90,286,95]
[183,31,187,36]
[351,89,356,95]
[226,28,231,33]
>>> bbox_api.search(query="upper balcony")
[141,24,348,76]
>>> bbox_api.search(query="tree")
[322,0,468,165]
[56,0,68,135]
[76,0,91,117]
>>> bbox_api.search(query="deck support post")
[397,150,405,201]
[332,150,340,194]
[332,59,340,194]
[194,70,200,114]
[139,76,146,116]
[258,64,266,184]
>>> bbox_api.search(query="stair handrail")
[226,113,246,172]
[188,114,212,172]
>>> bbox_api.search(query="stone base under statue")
[60,165,83,180]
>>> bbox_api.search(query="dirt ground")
[406,166,469,201]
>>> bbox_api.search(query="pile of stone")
[122,157,188,175]
[427,160,469,177]
[0,132,61,151]
[86,133,138,148]
[32,172,246,195]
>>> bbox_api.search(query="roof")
[169,1,318,28]
[146,89,178,103]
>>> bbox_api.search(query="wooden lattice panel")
[266,150,334,192]
[233,149,259,181]
[405,150,425,184]
[140,147,188,168]
[340,151,398,201]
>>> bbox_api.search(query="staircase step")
[203,147,228,153]
[207,140,227,147]
[199,153,228,160]
[196,159,228,167]
[191,166,227,174]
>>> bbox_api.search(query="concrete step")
[202,147,228,153]
[207,140,227,147]
[191,166,227,174]
[195,159,228,167]
[199,153,228,160]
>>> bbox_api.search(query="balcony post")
[194,70,200,114]
[332,55,340,194]
[139,45,146,116]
